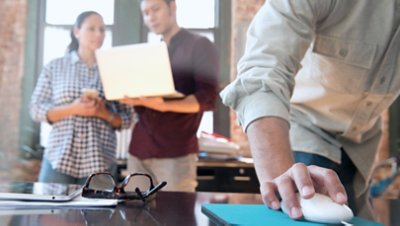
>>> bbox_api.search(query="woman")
[30,11,133,185]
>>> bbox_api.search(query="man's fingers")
[260,182,280,210]
[308,165,347,204]
[276,175,302,219]
[120,98,136,105]
[290,163,315,198]
[259,164,347,221]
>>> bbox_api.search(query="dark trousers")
[293,150,358,213]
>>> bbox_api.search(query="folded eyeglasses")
[82,172,167,202]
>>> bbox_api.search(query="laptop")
[0,182,82,202]
[95,42,184,100]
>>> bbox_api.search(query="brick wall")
[0,0,39,181]
[0,0,26,152]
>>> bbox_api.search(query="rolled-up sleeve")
[220,0,333,131]
[29,65,54,123]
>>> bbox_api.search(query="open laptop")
[0,182,82,202]
[95,42,184,100]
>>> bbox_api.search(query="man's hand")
[246,117,347,219]
[120,96,166,111]
[260,163,347,219]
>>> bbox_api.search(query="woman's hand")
[72,97,100,117]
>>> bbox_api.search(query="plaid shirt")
[30,51,134,178]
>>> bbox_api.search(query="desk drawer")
[196,166,259,193]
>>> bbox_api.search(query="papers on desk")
[198,131,241,159]
[0,196,118,209]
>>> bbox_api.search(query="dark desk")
[1,190,398,226]
[1,192,262,226]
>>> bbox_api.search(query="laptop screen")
[95,42,183,100]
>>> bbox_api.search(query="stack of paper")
[198,131,241,159]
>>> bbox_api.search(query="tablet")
[0,182,82,202]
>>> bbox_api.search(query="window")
[147,0,216,43]
[42,0,114,65]
[177,0,217,135]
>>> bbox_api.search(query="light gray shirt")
[221,0,400,194]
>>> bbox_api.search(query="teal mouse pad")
[201,204,383,226]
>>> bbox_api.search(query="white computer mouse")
[282,193,354,224]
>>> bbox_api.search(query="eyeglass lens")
[88,174,115,192]
[123,175,152,193]
[88,174,153,192]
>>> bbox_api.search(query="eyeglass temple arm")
[148,181,167,196]
[138,181,168,199]
[135,187,146,203]
[134,181,167,202]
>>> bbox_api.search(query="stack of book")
[198,131,241,160]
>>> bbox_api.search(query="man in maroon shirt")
[120,0,219,192]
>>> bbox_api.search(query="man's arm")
[120,94,200,113]
[121,35,218,114]
[220,0,347,219]
[247,117,293,188]
[247,116,347,219]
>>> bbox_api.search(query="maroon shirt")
[129,29,219,159]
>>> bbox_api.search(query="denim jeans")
[38,158,118,185]
[293,150,357,213]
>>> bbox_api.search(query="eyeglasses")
[82,172,167,202]
[368,155,400,199]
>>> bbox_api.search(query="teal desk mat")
[201,204,383,226]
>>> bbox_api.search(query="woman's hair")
[67,11,101,53]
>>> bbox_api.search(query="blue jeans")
[38,158,118,185]
[293,150,357,213]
